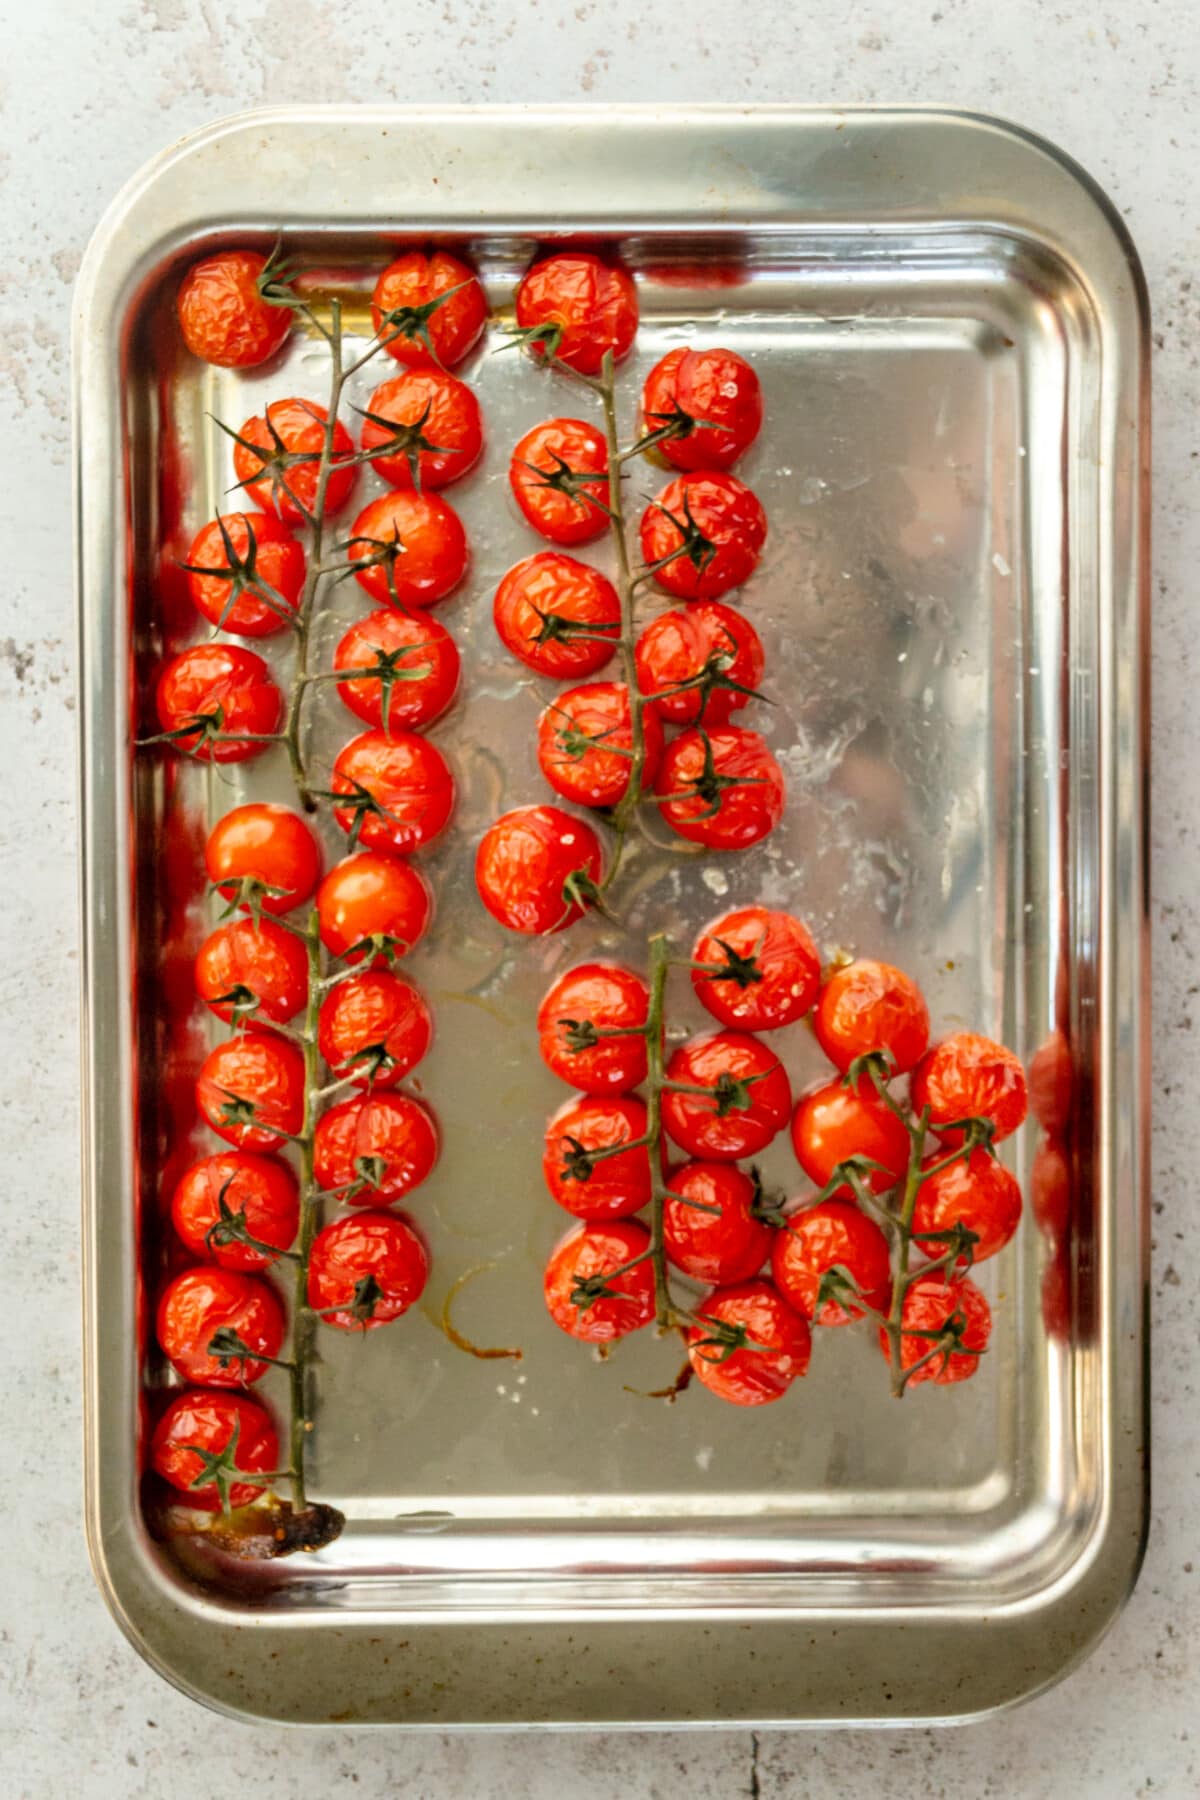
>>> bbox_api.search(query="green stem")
[643,933,673,1329]
[288,910,324,1509]
[884,1104,930,1398]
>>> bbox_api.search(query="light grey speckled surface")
[0,1,1193,1795]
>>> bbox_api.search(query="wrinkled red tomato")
[156,1266,286,1387]
[317,970,433,1088]
[655,726,785,850]
[196,1030,307,1153]
[170,1150,299,1272]
[640,472,766,600]
[151,1389,278,1510]
[515,253,638,375]
[360,369,483,490]
[154,643,282,763]
[536,681,662,809]
[333,609,460,733]
[371,250,488,370]
[881,1274,991,1387]
[184,511,306,637]
[543,1218,655,1341]
[194,916,309,1025]
[177,249,292,369]
[536,962,650,1095]
[663,1161,773,1285]
[911,1147,1023,1267]
[771,1200,891,1325]
[662,1030,791,1161]
[475,805,604,935]
[686,1280,811,1406]
[316,851,433,964]
[313,1091,439,1203]
[640,346,763,470]
[510,416,610,546]
[634,601,764,727]
[814,960,930,1076]
[231,397,356,525]
[330,729,455,857]
[347,491,468,609]
[493,552,621,678]
[911,1033,1029,1145]
[543,1093,654,1221]
[308,1210,429,1330]
[691,905,820,1031]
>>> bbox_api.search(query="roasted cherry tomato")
[205,803,321,917]
[151,1389,278,1510]
[655,725,785,850]
[316,851,433,965]
[771,1199,891,1325]
[493,551,621,678]
[662,1030,791,1161]
[510,417,609,546]
[194,916,308,1025]
[360,369,483,490]
[308,1210,429,1331]
[686,1280,811,1407]
[881,1274,991,1387]
[543,1218,655,1341]
[663,1162,772,1285]
[156,1266,285,1387]
[691,905,819,1031]
[1029,1027,1073,1133]
[536,681,662,809]
[346,492,468,609]
[170,1150,299,1272]
[912,1147,1022,1267]
[911,1033,1029,1145]
[371,250,488,370]
[231,397,356,525]
[515,253,637,375]
[640,346,763,471]
[317,970,432,1088]
[154,643,282,763]
[197,1030,307,1153]
[1031,1135,1071,1246]
[791,1078,911,1198]
[640,472,766,601]
[184,511,306,637]
[634,601,764,727]
[543,1093,654,1221]
[333,609,460,734]
[330,729,455,857]
[475,805,603,935]
[176,249,291,369]
[313,1090,439,1203]
[814,960,930,1076]
[536,962,649,1094]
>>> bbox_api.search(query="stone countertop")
[1,2,1193,1794]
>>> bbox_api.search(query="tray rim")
[74,100,1150,1727]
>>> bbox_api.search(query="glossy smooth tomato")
[371,250,488,370]
[493,552,621,678]
[317,970,432,1088]
[330,729,455,857]
[536,681,662,809]
[170,1150,299,1272]
[333,610,460,733]
[205,803,321,916]
[515,253,637,375]
[655,725,785,850]
[475,805,603,934]
[151,1390,278,1510]
[911,1033,1029,1145]
[640,472,766,600]
[313,1091,439,1202]
[662,1031,791,1161]
[1031,1135,1071,1246]
[634,601,764,726]
[196,1030,306,1152]
[771,1200,891,1325]
[791,1078,911,1198]
[316,851,433,964]
[640,346,763,471]
[686,1280,811,1406]
[691,905,819,1031]
[308,1211,429,1330]
[663,1162,772,1284]
[542,1218,655,1341]
[231,397,356,525]
[194,916,308,1025]
[154,643,282,763]
[912,1147,1022,1267]
[510,417,609,546]
[543,1094,654,1221]
[156,1266,285,1386]
[347,492,468,609]
[881,1274,991,1387]
[536,962,649,1094]
[1028,1027,1073,1133]
[184,511,306,637]
[360,369,483,490]
[176,249,291,368]
[814,960,930,1076]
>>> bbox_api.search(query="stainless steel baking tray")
[75,105,1149,1726]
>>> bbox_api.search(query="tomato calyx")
[912,1218,981,1276]
[207,983,262,1029]
[181,1415,275,1516]
[654,640,769,718]
[747,1166,789,1228]
[543,702,631,768]
[214,408,322,521]
[319,1153,389,1204]
[332,1041,400,1087]
[568,1246,653,1312]
[211,1087,303,1146]
[898,1306,985,1385]
[557,1130,650,1183]
[312,1271,387,1328]
[375,279,477,365]
[140,702,279,759]
[814,1262,886,1324]
[655,728,766,821]
[331,645,438,732]
[665,1066,773,1119]
[514,450,615,521]
[314,776,396,852]
[354,398,449,491]
[335,527,409,607]
[560,865,613,926]
[529,604,621,651]
[688,1313,772,1365]
[556,1015,646,1055]
[338,931,413,969]
[210,876,296,924]
[633,402,716,458]
[254,240,309,313]
[640,490,717,581]
[690,932,766,992]
[499,320,566,363]
[179,514,300,634]
[205,1324,292,1378]
[205,1179,301,1264]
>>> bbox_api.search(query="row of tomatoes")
[532,913,1031,1405]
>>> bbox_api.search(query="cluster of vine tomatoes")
[538,928,1030,1405]
[474,252,782,933]
[152,246,500,1509]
